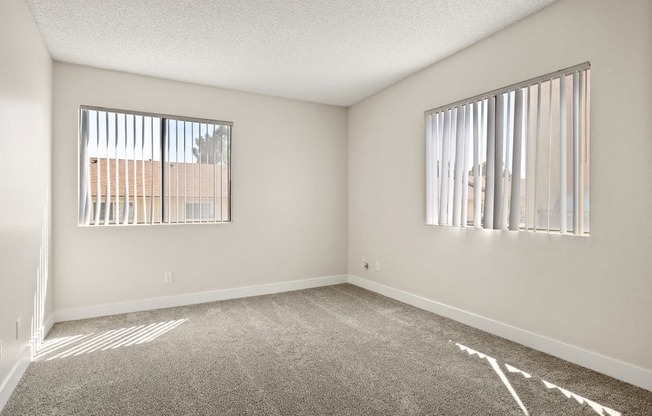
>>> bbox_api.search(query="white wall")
[52,63,348,311]
[0,0,52,392]
[348,0,652,373]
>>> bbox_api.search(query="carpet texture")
[2,284,651,415]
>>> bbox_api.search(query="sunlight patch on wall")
[30,200,50,359]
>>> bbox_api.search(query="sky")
[84,110,229,162]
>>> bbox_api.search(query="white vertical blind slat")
[190,123,195,221]
[198,123,202,223]
[484,97,496,229]
[176,121,181,224]
[572,72,580,235]
[123,114,130,225]
[560,76,568,234]
[439,109,451,226]
[509,89,524,230]
[150,117,154,224]
[584,70,590,233]
[219,125,224,222]
[461,104,471,227]
[425,114,434,224]
[500,93,513,230]
[79,109,92,225]
[453,106,465,227]
[212,125,217,223]
[447,108,456,225]
[104,112,111,225]
[546,80,553,232]
[493,94,505,229]
[141,116,147,224]
[524,87,531,231]
[184,121,188,224]
[94,111,101,226]
[533,82,542,232]
[114,114,119,225]
[132,115,138,225]
[578,70,586,235]
[436,112,444,224]
[472,101,481,228]
[480,101,487,226]
[167,119,171,224]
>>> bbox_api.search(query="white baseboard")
[0,314,55,413]
[0,314,56,413]
[30,315,56,355]
[348,274,652,392]
[55,274,348,323]
[0,347,31,412]
[6,272,648,406]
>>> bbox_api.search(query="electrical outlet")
[361,259,369,270]
[16,318,21,340]
[0,341,3,360]
[375,261,380,272]
[164,272,173,284]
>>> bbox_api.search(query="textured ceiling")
[26,0,557,106]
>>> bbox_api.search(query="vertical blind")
[79,107,232,226]
[425,63,590,235]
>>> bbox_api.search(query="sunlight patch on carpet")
[33,319,188,361]
[454,342,621,416]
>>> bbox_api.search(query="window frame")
[78,105,233,227]
[424,62,591,236]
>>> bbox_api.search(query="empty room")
[1,0,651,414]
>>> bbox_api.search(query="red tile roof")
[88,158,229,198]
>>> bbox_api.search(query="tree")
[468,162,510,178]
[469,162,488,177]
[192,125,229,164]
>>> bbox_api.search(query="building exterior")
[87,158,230,224]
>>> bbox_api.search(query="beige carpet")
[2,284,651,415]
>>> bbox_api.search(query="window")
[91,201,134,224]
[93,202,115,222]
[185,202,215,221]
[425,63,590,235]
[79,107,232,226]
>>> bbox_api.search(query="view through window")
[425,63,590,235]
[78,107,231,226]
